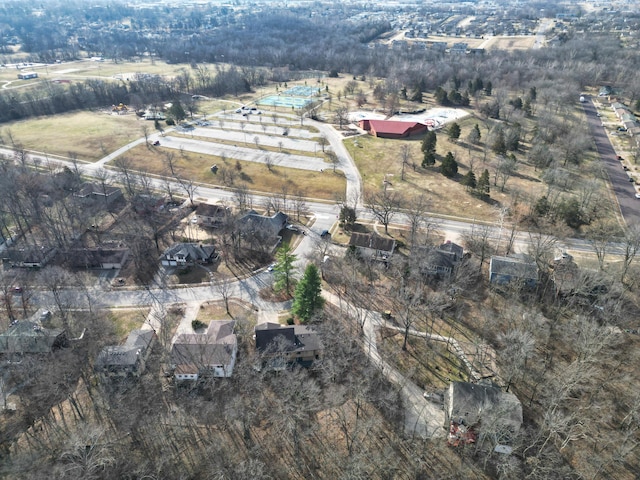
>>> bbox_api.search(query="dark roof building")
[64,248,129,270]
[2,245,57,268]
[255,322,322,370]
[161,243,218,267]
[348,232,396,261]
[238,210,288,251]
[195,204,229,227]
[489,255,538,287]
[239,210,288,238]
[94,329,156,378]
[0,320,67,354]
[445,381,523,446]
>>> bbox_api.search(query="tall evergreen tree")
[440,152,458,178]
[273,243,297,295]
[462,170,477,191]
[477,169,491,196]
[421,130,437,167]
[292,263,324,322]
[448,122,461,142]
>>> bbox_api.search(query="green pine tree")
[292,263,324,322]
[273,243,297,295]
[477,169,490,196]
[440,152,458,178]
[421,130,437,167]
[461,170,477,191]
[448,122,461,142]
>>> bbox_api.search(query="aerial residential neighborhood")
[1,0,640,478]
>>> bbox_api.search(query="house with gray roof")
[94,329,156,379]
[170,320,237,382]
[73,182,122,205]
[489,255,538,287]
[161,243,218,268]
[255,322,322,370]
[416,241,464,278]
[0,320,67,354]
[195,203,229,228]
[348,232,396,261]
[445,381,523,446]
[238,210,288,251]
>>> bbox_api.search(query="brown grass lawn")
[377,327,467,390]
[1,110,142,161]
[345,109,603,222]
[120,144,346,200]
[196,299,257,323]
[108,307,151,340]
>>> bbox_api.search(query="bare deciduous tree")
[365,189,403,235]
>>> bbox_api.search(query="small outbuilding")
[18,72,38,80]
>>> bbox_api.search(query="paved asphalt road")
[582,96,640,226]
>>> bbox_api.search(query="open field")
[345,108,604,223]
[0,110,142,160]
[0,58,187,83]
[120,144,346,200]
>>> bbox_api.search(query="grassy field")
[107,307,151,340]
[0,110,142,160]
[120,144,346,200]
[344,106,602,222]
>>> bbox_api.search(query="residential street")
[582,95,640,226]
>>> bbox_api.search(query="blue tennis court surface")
[258,85,321,108]
[283,86,320,96]
[258,95,314,108]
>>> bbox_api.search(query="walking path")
[322,291,445,439]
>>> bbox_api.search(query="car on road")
[635,193,640,199]
[153,140,160,146]
[617,155,624,160]
[13,286,22,294]
[596,113,602,117]
[267,263,276,272]
[618,127,627,132]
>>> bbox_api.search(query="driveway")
[582,96,640,226]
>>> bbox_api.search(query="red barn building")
[359,119,428,138]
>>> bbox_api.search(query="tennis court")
[258,85,321,108]
[283,86,320,96]
[258,95,314,109]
